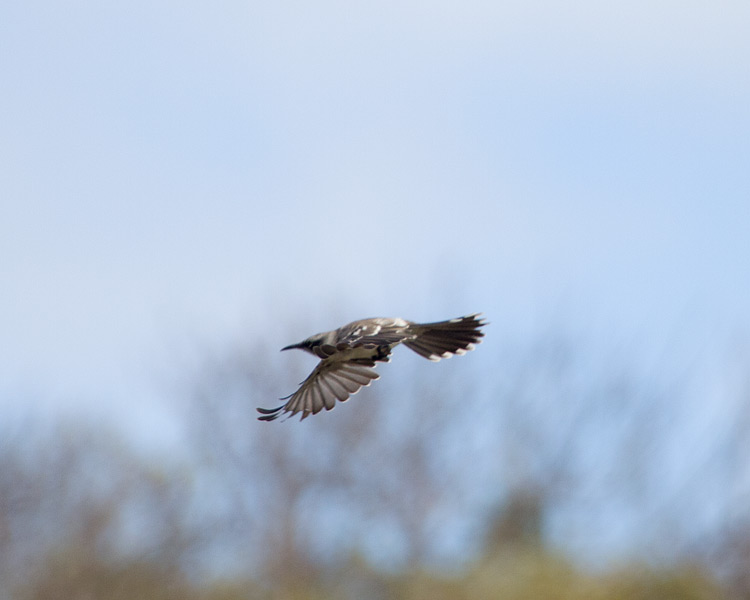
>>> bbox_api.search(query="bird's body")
[257,313,486,421]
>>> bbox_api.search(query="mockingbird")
[257,313,486,421]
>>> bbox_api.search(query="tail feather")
[404,314,486,362]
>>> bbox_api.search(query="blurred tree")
[485,488,544,550]
[0,415,196,600]
[177,324,729,597]
[2,323,747,599]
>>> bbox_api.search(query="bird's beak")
[281,342,305,351]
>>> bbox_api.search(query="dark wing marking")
[257,359,380,421]
[336,320,415,348]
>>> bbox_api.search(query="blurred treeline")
[2,331,749,599]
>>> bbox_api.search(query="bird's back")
[334,317,413,347]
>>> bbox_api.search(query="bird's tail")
[404,314,486,361]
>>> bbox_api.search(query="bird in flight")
[257,313,486,421]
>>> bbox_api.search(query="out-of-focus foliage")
[11,507,724,600]
[380,556,721,600]
[16,553,250,600]
[1,330,748,599]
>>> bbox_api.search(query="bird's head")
[281,332,327,355]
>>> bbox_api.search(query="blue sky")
[1,0,749,424]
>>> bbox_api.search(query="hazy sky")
[2,1,749,418]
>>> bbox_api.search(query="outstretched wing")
[257,359,380,421]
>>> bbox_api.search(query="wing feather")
[320,374,349,402]
[257,358,381,421]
